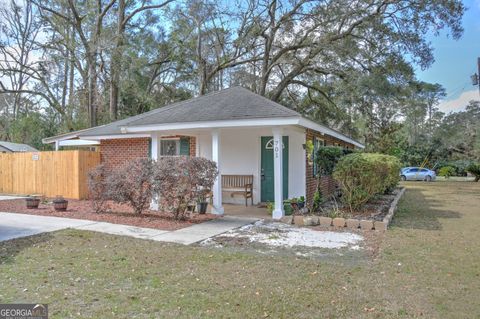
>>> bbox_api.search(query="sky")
[416,0,480,113]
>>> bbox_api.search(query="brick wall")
[189,136,196,157]
[100,138,150,170]
[305,129,355,205]
[100,136,196,170]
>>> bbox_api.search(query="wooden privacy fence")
[0,150,100,199]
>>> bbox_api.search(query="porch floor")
[223,204,270,219]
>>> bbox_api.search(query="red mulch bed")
[0,199,217,231]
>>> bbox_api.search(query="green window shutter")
[148,138,152,158]
[179,137,190,156]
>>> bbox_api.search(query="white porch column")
[272,127,284,219]
[55,140,60,151]
[211,129,224,215]
[150,133,160,210]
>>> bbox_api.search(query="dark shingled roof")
[43,86,363,148]
[79,87,300,137]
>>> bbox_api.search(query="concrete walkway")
[151,216,259,245]
[0,212,258,245]
[0,212,97,241]
[0,195,26,201]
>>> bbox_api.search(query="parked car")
[401,167,415,173]
[400,167,436,181]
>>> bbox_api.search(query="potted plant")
[290,197,299,211]
[283,199,293,215]
[196,190,209,214]
[187,203,196,213]
[298,196,305,209]
[266,202,274,216]
[25,196,40,209]
[53,195,68,211]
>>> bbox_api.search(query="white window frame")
[160,138,180,156]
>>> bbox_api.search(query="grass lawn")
[1,181,479,318]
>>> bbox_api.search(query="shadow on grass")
[391,184,462,231]
[0,232,54,265]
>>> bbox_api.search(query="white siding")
[196,127,306,205]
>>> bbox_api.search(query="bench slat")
[221,175,254,206]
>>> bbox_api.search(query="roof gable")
[79,87,300,137]
[126,86,300,126]
[41,86,364,148]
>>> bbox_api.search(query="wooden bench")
[221,175,253,206]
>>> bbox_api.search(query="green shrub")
[466,163,480,182]
[450,160,474,176]
[312,190,323,212]
[438,166,456,178]
[436,160,473,176]
[333,153,401,210]
[315,146,354,176]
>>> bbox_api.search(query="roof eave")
[123,116,364,148]
[122,117,302,133]
[298,118,365,148]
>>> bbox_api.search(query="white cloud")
[437,89,480,113]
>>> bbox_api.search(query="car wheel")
[401,175,406,181]
[425,175,432,182]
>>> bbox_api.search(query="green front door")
[260,136,288,202]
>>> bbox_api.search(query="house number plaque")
[274,140,280,158]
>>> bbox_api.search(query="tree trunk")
[109,0,125,120]
[258,0,276,97]
[195,20,208,95]
[88,54,97,127]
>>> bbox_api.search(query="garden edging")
[280,187,406,231]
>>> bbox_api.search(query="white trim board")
[122,117,300,132]
[43,117,364,149]
[76,134,151,140]
[123,117,364,149]
[58,139,100,146]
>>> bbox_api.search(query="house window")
[313,137,325,177]
[160,139,180,156]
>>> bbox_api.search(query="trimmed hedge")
[466,163,480,182]
[438,166,456,178]
[315,146,354,176]
[333,153,401,210]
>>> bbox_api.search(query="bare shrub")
[107,158,154,214]
[189,156,219,190]
[88,164,110,213]
[153,156,218,220]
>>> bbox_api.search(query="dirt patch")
[0,199,216,231]
[199,220,374,261]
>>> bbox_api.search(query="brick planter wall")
[305,129,355,206]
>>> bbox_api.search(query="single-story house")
[43,87,364,219]
[0,141,38,153]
